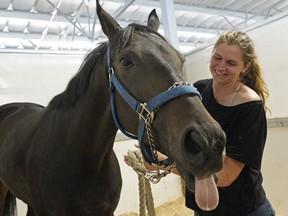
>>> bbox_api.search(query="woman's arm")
[158,155,244,187]
[125,147,244,187]
[216,155,245,187]
[139,154,244,187]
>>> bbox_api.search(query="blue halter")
[107,47,201,167]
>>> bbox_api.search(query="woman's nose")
[218,61,226,70]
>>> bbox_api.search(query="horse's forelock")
[117,24,183,62]
[117,23,167,49]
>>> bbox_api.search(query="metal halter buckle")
[143,170,162,184]
[138,103,154,123]
[139,162,176,184]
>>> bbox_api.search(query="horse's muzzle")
[181,127,226,178]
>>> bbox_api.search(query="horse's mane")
[48,23,167,109]
[48,42,108,109]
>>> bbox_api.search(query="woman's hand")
[124,144,180,175]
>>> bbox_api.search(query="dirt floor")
[119,196,194,216]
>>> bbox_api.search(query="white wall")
[184,16,288,216]
[0,53,82,106]
[264,127,288,216]
[0,52,183,215]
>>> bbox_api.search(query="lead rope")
[123,115,175,216]
[124,150,156,216]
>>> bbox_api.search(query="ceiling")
[1,0,288,55]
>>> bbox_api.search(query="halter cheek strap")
[107,47,201,166]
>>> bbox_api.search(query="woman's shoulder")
[193,78,212,86]
[233,83,261,106]
[193,79,212,92]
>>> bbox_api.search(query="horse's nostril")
[184,131,203,155]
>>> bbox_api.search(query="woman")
[185,30,276,215]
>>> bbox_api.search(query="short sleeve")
[226,102,267,169]
[193,79,211,94]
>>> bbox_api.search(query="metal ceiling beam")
[130,0,265,21]
[0,9,221,34]
[0,9,59,21]
[40,0,63,44]
[160,0,179,49]
[46,0,91,39]
[0,48,87,55]
[0,0,266,23]
[102,0,263,20]
[112,0,135,18]
[0,30,204,47]
[1,0,286,55]
[0,32,90,41]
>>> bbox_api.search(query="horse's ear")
[96,0,121,45]
[147,9,160,32]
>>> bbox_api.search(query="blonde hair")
[213,30,269,112]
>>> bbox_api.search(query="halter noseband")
[107,47,201,167]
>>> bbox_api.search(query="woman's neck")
[213,80,241,106]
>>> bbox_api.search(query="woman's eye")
[227,61,236,66]
[120,58,132,67]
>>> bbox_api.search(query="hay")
[119,196,194,216]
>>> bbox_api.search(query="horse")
[0,0,225,215]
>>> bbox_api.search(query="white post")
[160,0,179,50]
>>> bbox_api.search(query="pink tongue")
[195,175,219,211]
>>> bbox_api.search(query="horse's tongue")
[195,175,219,211]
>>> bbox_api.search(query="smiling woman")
[185,30,275,216]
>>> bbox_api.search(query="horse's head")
[96,0,226,210]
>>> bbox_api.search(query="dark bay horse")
[0,0,225,215]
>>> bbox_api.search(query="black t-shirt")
[186,79,267,216]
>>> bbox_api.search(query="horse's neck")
[76,73,118,142]
[47,69,118,151]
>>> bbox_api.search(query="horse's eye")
[120,58,132,68]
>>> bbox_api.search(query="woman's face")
[210,42,247,84]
